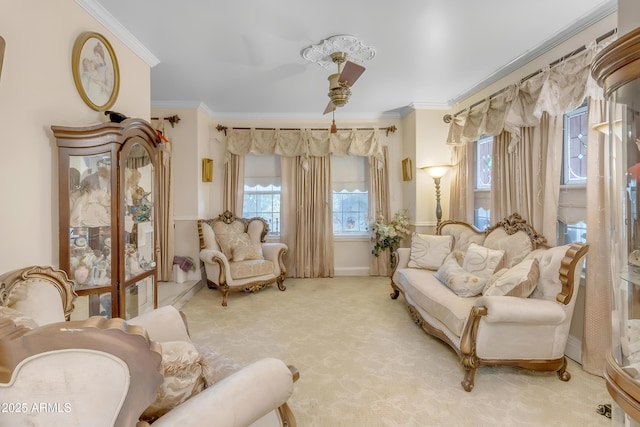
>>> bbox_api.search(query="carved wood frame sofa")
[0,265,299,426]
[198,211,288,306]
[390,214,589,392]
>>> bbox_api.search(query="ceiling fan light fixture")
[328,85,351,107]
[302,35,374,117]
[301,35,376,69]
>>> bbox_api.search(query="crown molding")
[447,0,617,105]
[75,0,160,67]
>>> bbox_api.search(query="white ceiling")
[86,0,616,119]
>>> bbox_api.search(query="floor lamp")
[421,165,452,228]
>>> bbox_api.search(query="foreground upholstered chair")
[198,211,288,306]
[0,265,299,426]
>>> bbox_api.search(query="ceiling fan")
[323,52,366,133]
[301,35,375,133]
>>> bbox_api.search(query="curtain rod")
[215,124,398,137]
[443,28,618,123]
[150,114,181,127]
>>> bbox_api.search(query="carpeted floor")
[179,276,611,427]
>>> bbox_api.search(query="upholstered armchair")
[0,265,299,427]
[198,211,288,306]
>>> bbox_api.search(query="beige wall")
[412,108,451,234]
[0,0,150,273]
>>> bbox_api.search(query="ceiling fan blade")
[323,101,336,115]
[339,61,365,87]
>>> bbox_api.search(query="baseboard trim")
[565,334,582,364]
[334,267,370,276]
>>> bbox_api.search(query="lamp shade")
[421,164,452,179]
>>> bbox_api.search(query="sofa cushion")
[194,344,242,387]
[408,234,453,270]
[142,340,206,422]
[527,245,573,301]
[483,258,540,297]
[10,279,67,326]
[462,243,505,279]
[395,268,478,337]
[230,259,275,279]
[0,306,38,329]
[483,228,533,268]
[439,224,485,252]
[434,258,487,297]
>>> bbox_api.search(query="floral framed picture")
[72,32,120,111]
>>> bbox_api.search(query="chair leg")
[277,278,286,291]
[556,357,571,382]
[461,366,477,392]
[220,288,229,307]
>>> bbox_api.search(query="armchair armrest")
[150,358,295,427]
[262,242,287,275]
[200,248,233,282]
[261,242,287,260]
[475,296,566,325]
[127,305,191,343]
[200,248,230,267]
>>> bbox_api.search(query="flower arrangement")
[369,210,411,257]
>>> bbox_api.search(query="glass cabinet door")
[593,26,640,425]
[121,142,157,318]
[67,151,115,318]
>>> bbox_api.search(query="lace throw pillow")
[462,243,506,280]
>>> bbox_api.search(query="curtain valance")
[223,128,384,167]
[447,42,601,148]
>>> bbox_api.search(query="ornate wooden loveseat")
[390,214,588,391]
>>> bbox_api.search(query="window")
[242,154,281,236]
[563,105,588,185]
[332,156,368,236]
[474,136,493,230]
[557,105,587,245]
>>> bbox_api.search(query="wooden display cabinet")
[52,119,161,319]
[593,27,640,425]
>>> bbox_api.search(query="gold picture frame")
[402,157,412,181]
[72,32,120,111]
[202,158,213,182]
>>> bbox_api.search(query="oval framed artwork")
[72,32,120,111]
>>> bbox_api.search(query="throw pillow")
[215,232,263,261]
[141,340,205,422]
[232,234,264,261]
[483,258,540,297]
[462,243,506,280]
[194,343,242,387]
[408,234,453,270]
[434,258,487,297]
